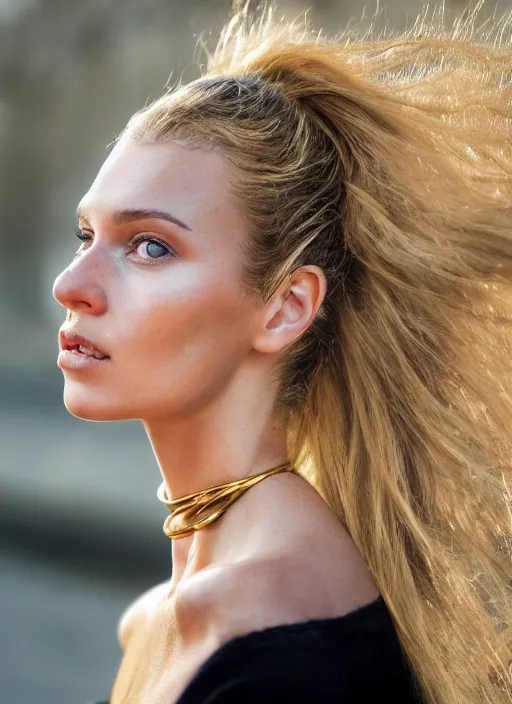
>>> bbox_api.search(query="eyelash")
[74,229,175,263]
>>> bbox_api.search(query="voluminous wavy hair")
[122,3,512,702]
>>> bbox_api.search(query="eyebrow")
[76,206,192,232]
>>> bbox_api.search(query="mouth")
[59,330,110,360]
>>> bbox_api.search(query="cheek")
[118,272,253,413]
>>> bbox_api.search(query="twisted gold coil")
[157,461,296,540]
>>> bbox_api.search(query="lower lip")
[57,349,110,370]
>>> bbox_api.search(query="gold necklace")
[157,461,296,540]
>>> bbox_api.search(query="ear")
[252,265,327,355]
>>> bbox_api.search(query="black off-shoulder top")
[91,594,423,703]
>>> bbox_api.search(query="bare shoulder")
[203,475,382,643]
[131,477,380,651]
[117,579,171,649]
[176,539,380,648]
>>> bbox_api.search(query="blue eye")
[133,235,173,261]
[72,229,175,263]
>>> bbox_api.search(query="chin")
[62,386,134,422]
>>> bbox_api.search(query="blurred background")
[1,0,510,702]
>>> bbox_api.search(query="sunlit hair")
[121,2,512,701]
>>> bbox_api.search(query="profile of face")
[53,138,266,422]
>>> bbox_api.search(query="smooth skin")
[53,138,379,703]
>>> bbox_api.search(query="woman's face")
[53,137,262,421]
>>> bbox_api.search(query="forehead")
[79,137,243,230]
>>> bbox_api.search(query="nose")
[53,253,108,316]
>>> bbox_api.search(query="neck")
[141,383,290,583]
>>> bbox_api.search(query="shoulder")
[189,470,381,643]
[172,557,288,644]
[175,549,379,647]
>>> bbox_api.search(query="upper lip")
[59,329,110,358]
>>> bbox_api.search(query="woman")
[53,3,512,703]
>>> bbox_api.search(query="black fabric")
[92,595,424,703]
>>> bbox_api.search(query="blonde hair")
[122,3,512,702]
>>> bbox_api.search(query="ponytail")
[126,5,512,701]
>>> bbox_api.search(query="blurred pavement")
[0,548,144,704]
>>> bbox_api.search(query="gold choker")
[157,462,296,540]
